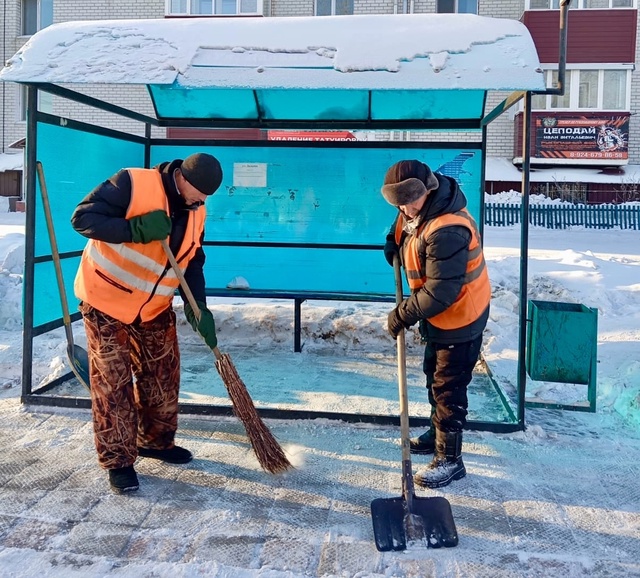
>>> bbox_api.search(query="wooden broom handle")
[160,239,222,360]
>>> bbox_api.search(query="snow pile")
[0,214,26,330]
[485,190,578,204]
[486,189,640,206]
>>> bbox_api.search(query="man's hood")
[420,173,467,221]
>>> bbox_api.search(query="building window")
[22,0,53,35]
[527,0,634,8]
[166,0,262,16]
[316,0,354,15]
[18,86,53,121]
[437,0,478,12]
[533,69,629,111]
[549,70,571,109]
[578,70,598,108]
[529,0,559,7]
[603,70,627,109]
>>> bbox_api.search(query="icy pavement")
[0,394,639,578]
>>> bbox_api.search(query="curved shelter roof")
[0,14,544,129]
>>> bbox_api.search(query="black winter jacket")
[70,160,208,306]
[387,173,489,344]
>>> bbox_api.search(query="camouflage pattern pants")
[80,303,181,470]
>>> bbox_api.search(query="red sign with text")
[267,131,356,142]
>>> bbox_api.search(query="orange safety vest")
[74,168,206,323]
[394,208,491,331]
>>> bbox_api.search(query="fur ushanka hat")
[381,160,439,206]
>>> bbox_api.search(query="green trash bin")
[526,300,598,411]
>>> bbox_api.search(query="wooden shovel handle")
[160,239,222,360]
[393,255,411,463]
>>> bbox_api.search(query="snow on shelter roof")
[0,14,544,92]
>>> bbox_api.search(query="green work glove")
[185,300,217,349]
[129,210,171,244]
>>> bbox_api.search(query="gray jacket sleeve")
[396,225,471,327]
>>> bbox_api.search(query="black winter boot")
[409,405,436,454]
[138,445,193,464]
[414,430,466,489]
[409,426,435,455]
[108,465,139,494]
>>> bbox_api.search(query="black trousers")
[422,334,483,433]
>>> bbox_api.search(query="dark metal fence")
[485,203,640,230]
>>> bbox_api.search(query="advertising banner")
[534,113,629,161]
[267,130,356,141]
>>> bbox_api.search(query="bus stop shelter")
[0,13,547,432]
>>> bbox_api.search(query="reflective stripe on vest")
[74,168,206,323]
[394,208,491,330]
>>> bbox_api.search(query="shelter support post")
[21,85,38,399]
[517,91,532,428]
[294,298,304,353]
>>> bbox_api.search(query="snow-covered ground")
[0,193,639,576]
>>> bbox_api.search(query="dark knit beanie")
[180,153,223,195]
[381,160,439,206]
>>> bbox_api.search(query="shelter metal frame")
[13,8,574,434]
[20,93,520,434]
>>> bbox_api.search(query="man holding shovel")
[71,153,223,494]
[381,160,491,489]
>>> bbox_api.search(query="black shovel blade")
[68,344,91,390]
[371,495,458,552]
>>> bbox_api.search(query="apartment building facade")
[0,0,638,205]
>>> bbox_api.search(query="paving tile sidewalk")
[1,396,639,577]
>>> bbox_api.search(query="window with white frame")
[166,0,262,16]
[22,0,53,35]
[316,0,354,15]
[18,87,53,122]
[532,69,630,110]
[527,0,634,8]
[436,0,478,13]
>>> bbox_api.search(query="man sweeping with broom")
[71,153,223,494]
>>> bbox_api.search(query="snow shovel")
[36,161,90,391]
[370,255,458,552]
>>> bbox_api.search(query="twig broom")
[161,240,292,474]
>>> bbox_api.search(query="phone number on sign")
[567,151,626,159]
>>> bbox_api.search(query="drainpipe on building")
[2,0,6,153]
[398,0,408,139]
[542,0,570,98]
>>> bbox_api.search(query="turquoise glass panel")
[32,122,144,328]
[152,144,483,293]
[150,86,256,119]
[205,246,389,294]
[371,90,485,120]
[257,90,369,120]
[150,85,484,122]
[151,86,371,121]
